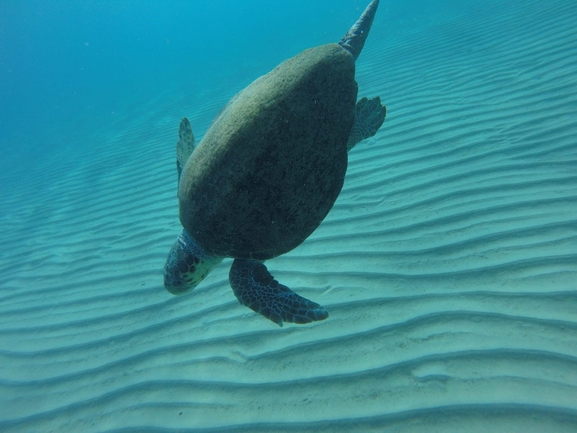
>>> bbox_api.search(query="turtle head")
[338,0,379,61]
[163,230,223,295]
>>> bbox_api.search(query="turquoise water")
[1,1,577,431]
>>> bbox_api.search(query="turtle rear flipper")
[347,96,386,151]
[176,117,195,191]
[229,259,329,327]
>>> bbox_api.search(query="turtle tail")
[339,0,380,61]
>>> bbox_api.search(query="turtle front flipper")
[164,230,223,295]
[176,117,195,192]
[347,96,386,151]
[229,259,329,327]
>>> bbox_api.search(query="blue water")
[1,0,366,155]
[1,1,577,431]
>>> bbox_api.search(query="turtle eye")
[163,238,197,294]
[163,232,223,296]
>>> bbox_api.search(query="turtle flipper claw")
[229,259,329,327]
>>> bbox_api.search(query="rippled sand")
[1,0,576,431]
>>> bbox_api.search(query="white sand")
[1,0,576,431]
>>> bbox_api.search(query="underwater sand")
[1,0,577,431]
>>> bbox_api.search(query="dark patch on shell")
[179,44,357,260]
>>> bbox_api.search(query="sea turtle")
[163,0,386,326]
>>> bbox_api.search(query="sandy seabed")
[1,0,576,432]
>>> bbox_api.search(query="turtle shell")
[179,43,358,260]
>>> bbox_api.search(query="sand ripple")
[1,0,576,431]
